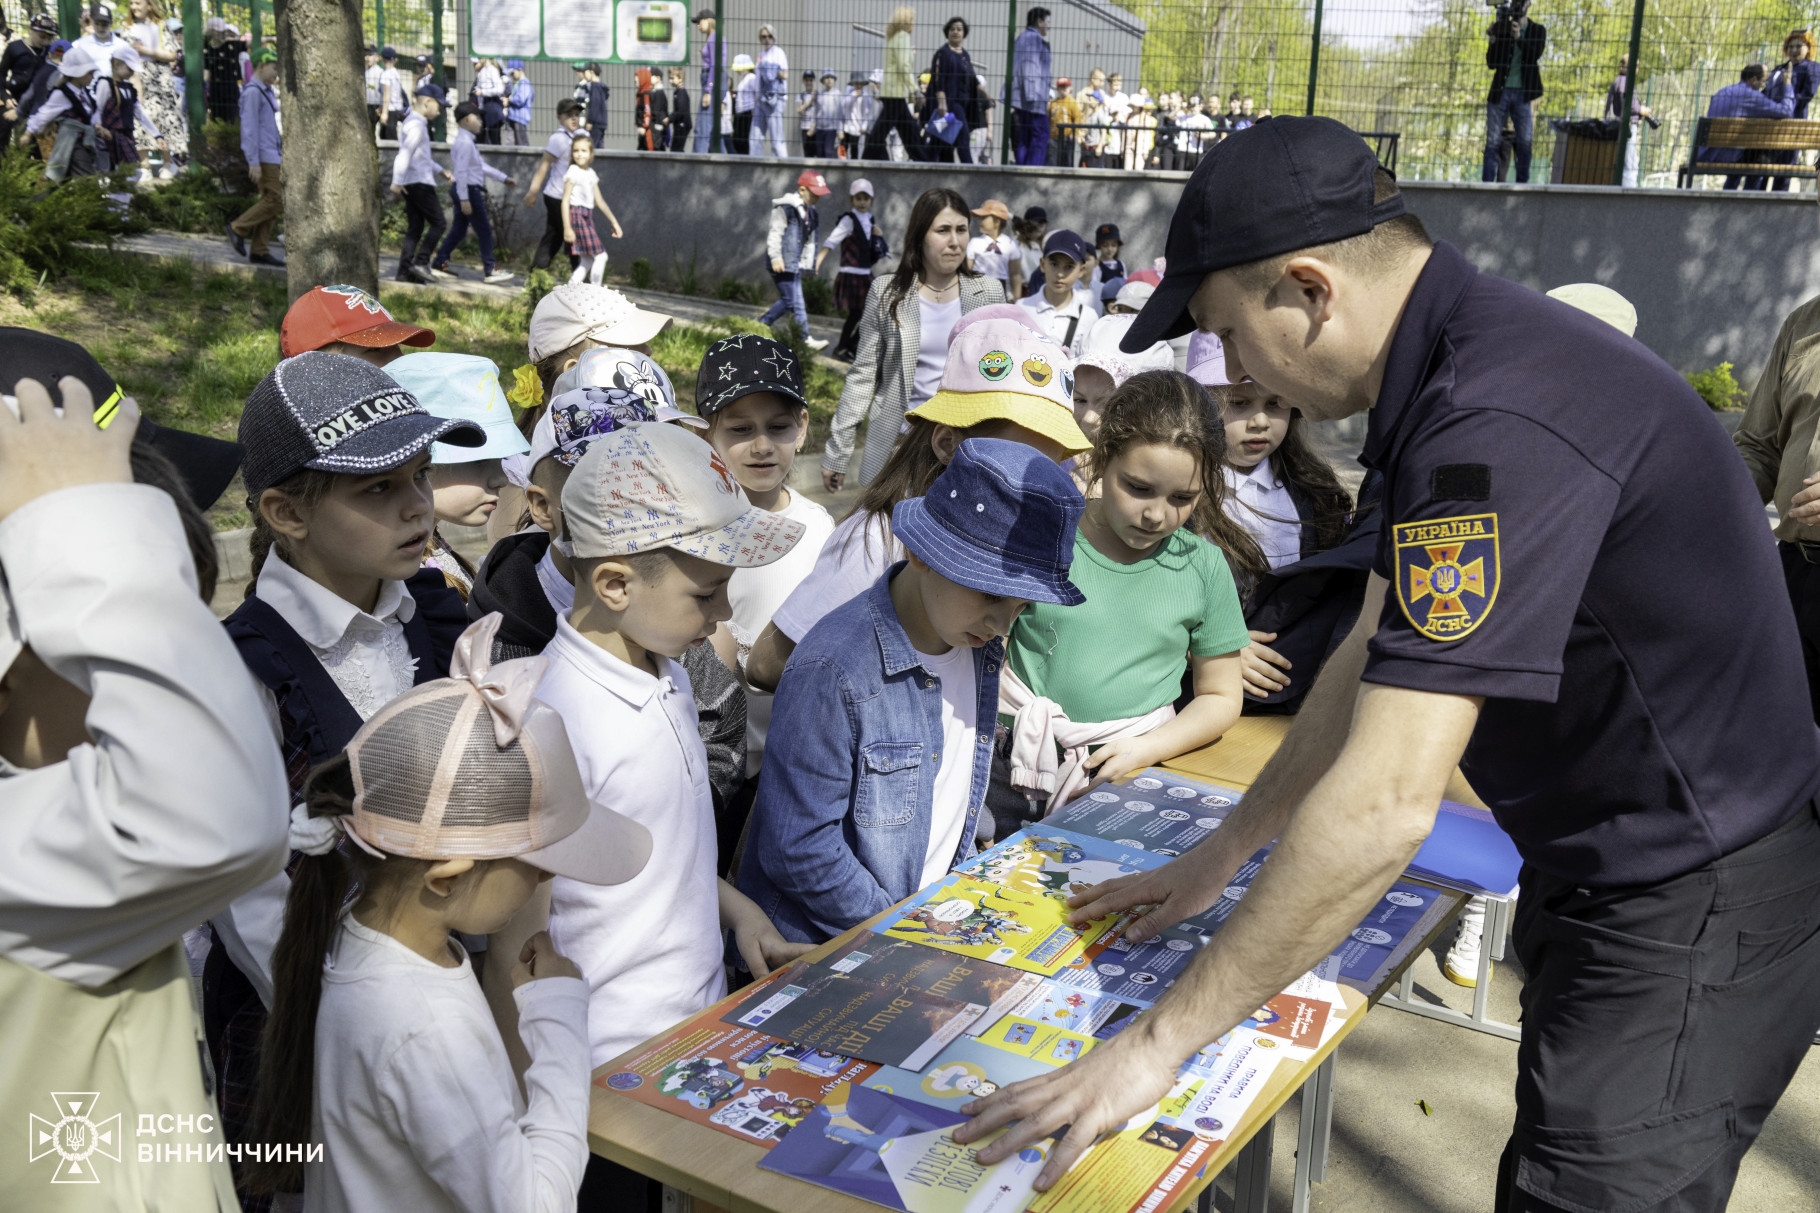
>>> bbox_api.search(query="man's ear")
[1279,256,1339,327]
[424,858,477,899]
[259,487,311,545]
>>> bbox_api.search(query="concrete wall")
[408,145,1820,380]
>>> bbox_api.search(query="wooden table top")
[586,715,1469,1212]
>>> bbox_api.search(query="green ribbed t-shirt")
[1007,526,1250,723]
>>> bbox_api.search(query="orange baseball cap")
[280,285,436,358]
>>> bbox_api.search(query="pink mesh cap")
[342,614,651,885]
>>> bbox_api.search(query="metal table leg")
[1232,1115,1274,1213]
[1292,1055,1336,1213]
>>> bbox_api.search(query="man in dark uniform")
[954,117,1820,1213]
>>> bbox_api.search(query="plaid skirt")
[570,207,603,258]
[834,270,873,312]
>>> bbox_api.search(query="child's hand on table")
[1080,734,1164,790]
[721,881,815,978]
[512,931,582,987]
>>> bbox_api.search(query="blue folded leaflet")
[1407,800,1523,896]
[925,112,962,144]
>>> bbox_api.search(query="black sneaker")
[248,251,285,267]
[225,222,246,258]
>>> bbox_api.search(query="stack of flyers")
[874,875,1120,974]
[758,1082,1047,1212]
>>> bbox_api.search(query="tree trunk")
[275,0,379,299]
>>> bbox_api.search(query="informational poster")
[467,0,691,65]
[601,767,1457,1211]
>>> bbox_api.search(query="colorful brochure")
[874,874,1119,975]
[719,968,986,1071]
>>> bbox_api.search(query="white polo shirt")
[1017,287,1099,357]
[536,617,726,1068]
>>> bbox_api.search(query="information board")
[468,0,691,65]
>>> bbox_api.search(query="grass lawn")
[3,250,847,529]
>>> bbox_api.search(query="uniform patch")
[1394,513,1499,641]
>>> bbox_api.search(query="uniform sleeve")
[1188,539,1251,657]
[380,978,591,1213]
[0,485,288,986]
[1735,306,1801,503]
[1363,409,1619,703]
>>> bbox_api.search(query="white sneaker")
[426,266,453,280]
[804,335,829,352]
[484,269,514,284]
[1443,896,1486,988]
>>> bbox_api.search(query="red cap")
[796,169,831,197]
[280,285,436,358]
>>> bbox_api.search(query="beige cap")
[527,285,674,363]
[1545,283,1637,338]
[340,615,652,885]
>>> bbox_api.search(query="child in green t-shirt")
[1000,370,1249,826]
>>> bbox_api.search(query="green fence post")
[709,0,724,152]
[1613,0,1646,185]
[375,0,385,48]
[1001,0,1016,165]
[57,0,81,42]
[250,0,261,48]
[182,0,205,164]
[1305,0,1324,117]
[432,0,445,140]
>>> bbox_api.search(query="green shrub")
[802,272,834,316]
[1686,362,1744,411]
[521,267,558,316]
[630,257,654,289]
[672,248,699,296]
[715,277,760,305]
[130,163,255,234]
[0,149,135,298]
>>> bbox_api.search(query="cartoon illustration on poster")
[876,875,1117,975]
[956,828,1164,903]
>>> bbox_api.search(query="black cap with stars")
[694,333,809,419]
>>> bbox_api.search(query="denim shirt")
[738,564,1001,943]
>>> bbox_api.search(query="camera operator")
[1483,0,1546,182]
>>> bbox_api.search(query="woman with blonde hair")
[866,6,923,160]
[126,0,186,175]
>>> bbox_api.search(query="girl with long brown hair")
[998,370,1249,831]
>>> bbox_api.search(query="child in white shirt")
[245,615,651,1212]
[560,134,623,287]
[694,334,836,782]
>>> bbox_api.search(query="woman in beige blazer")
[821,187,1006,488]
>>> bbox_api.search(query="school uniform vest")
[99,78,136,135]
[839,211,881,271]
[56,80,95,123]
[0,945,240,1211]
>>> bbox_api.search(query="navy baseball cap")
[1095,223,1122,245]
[891,438,1084,606]
[695,333,808,418]
[238,352,483,495]
[1042,229,1090,264]
[1122,116,1405,352]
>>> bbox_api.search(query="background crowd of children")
[0,175,1388,1211]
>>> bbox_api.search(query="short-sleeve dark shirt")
[1360,241,1820,885]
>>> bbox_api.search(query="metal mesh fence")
[92,0,1817,185]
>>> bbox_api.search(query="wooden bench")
[1678,116,1820,187]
